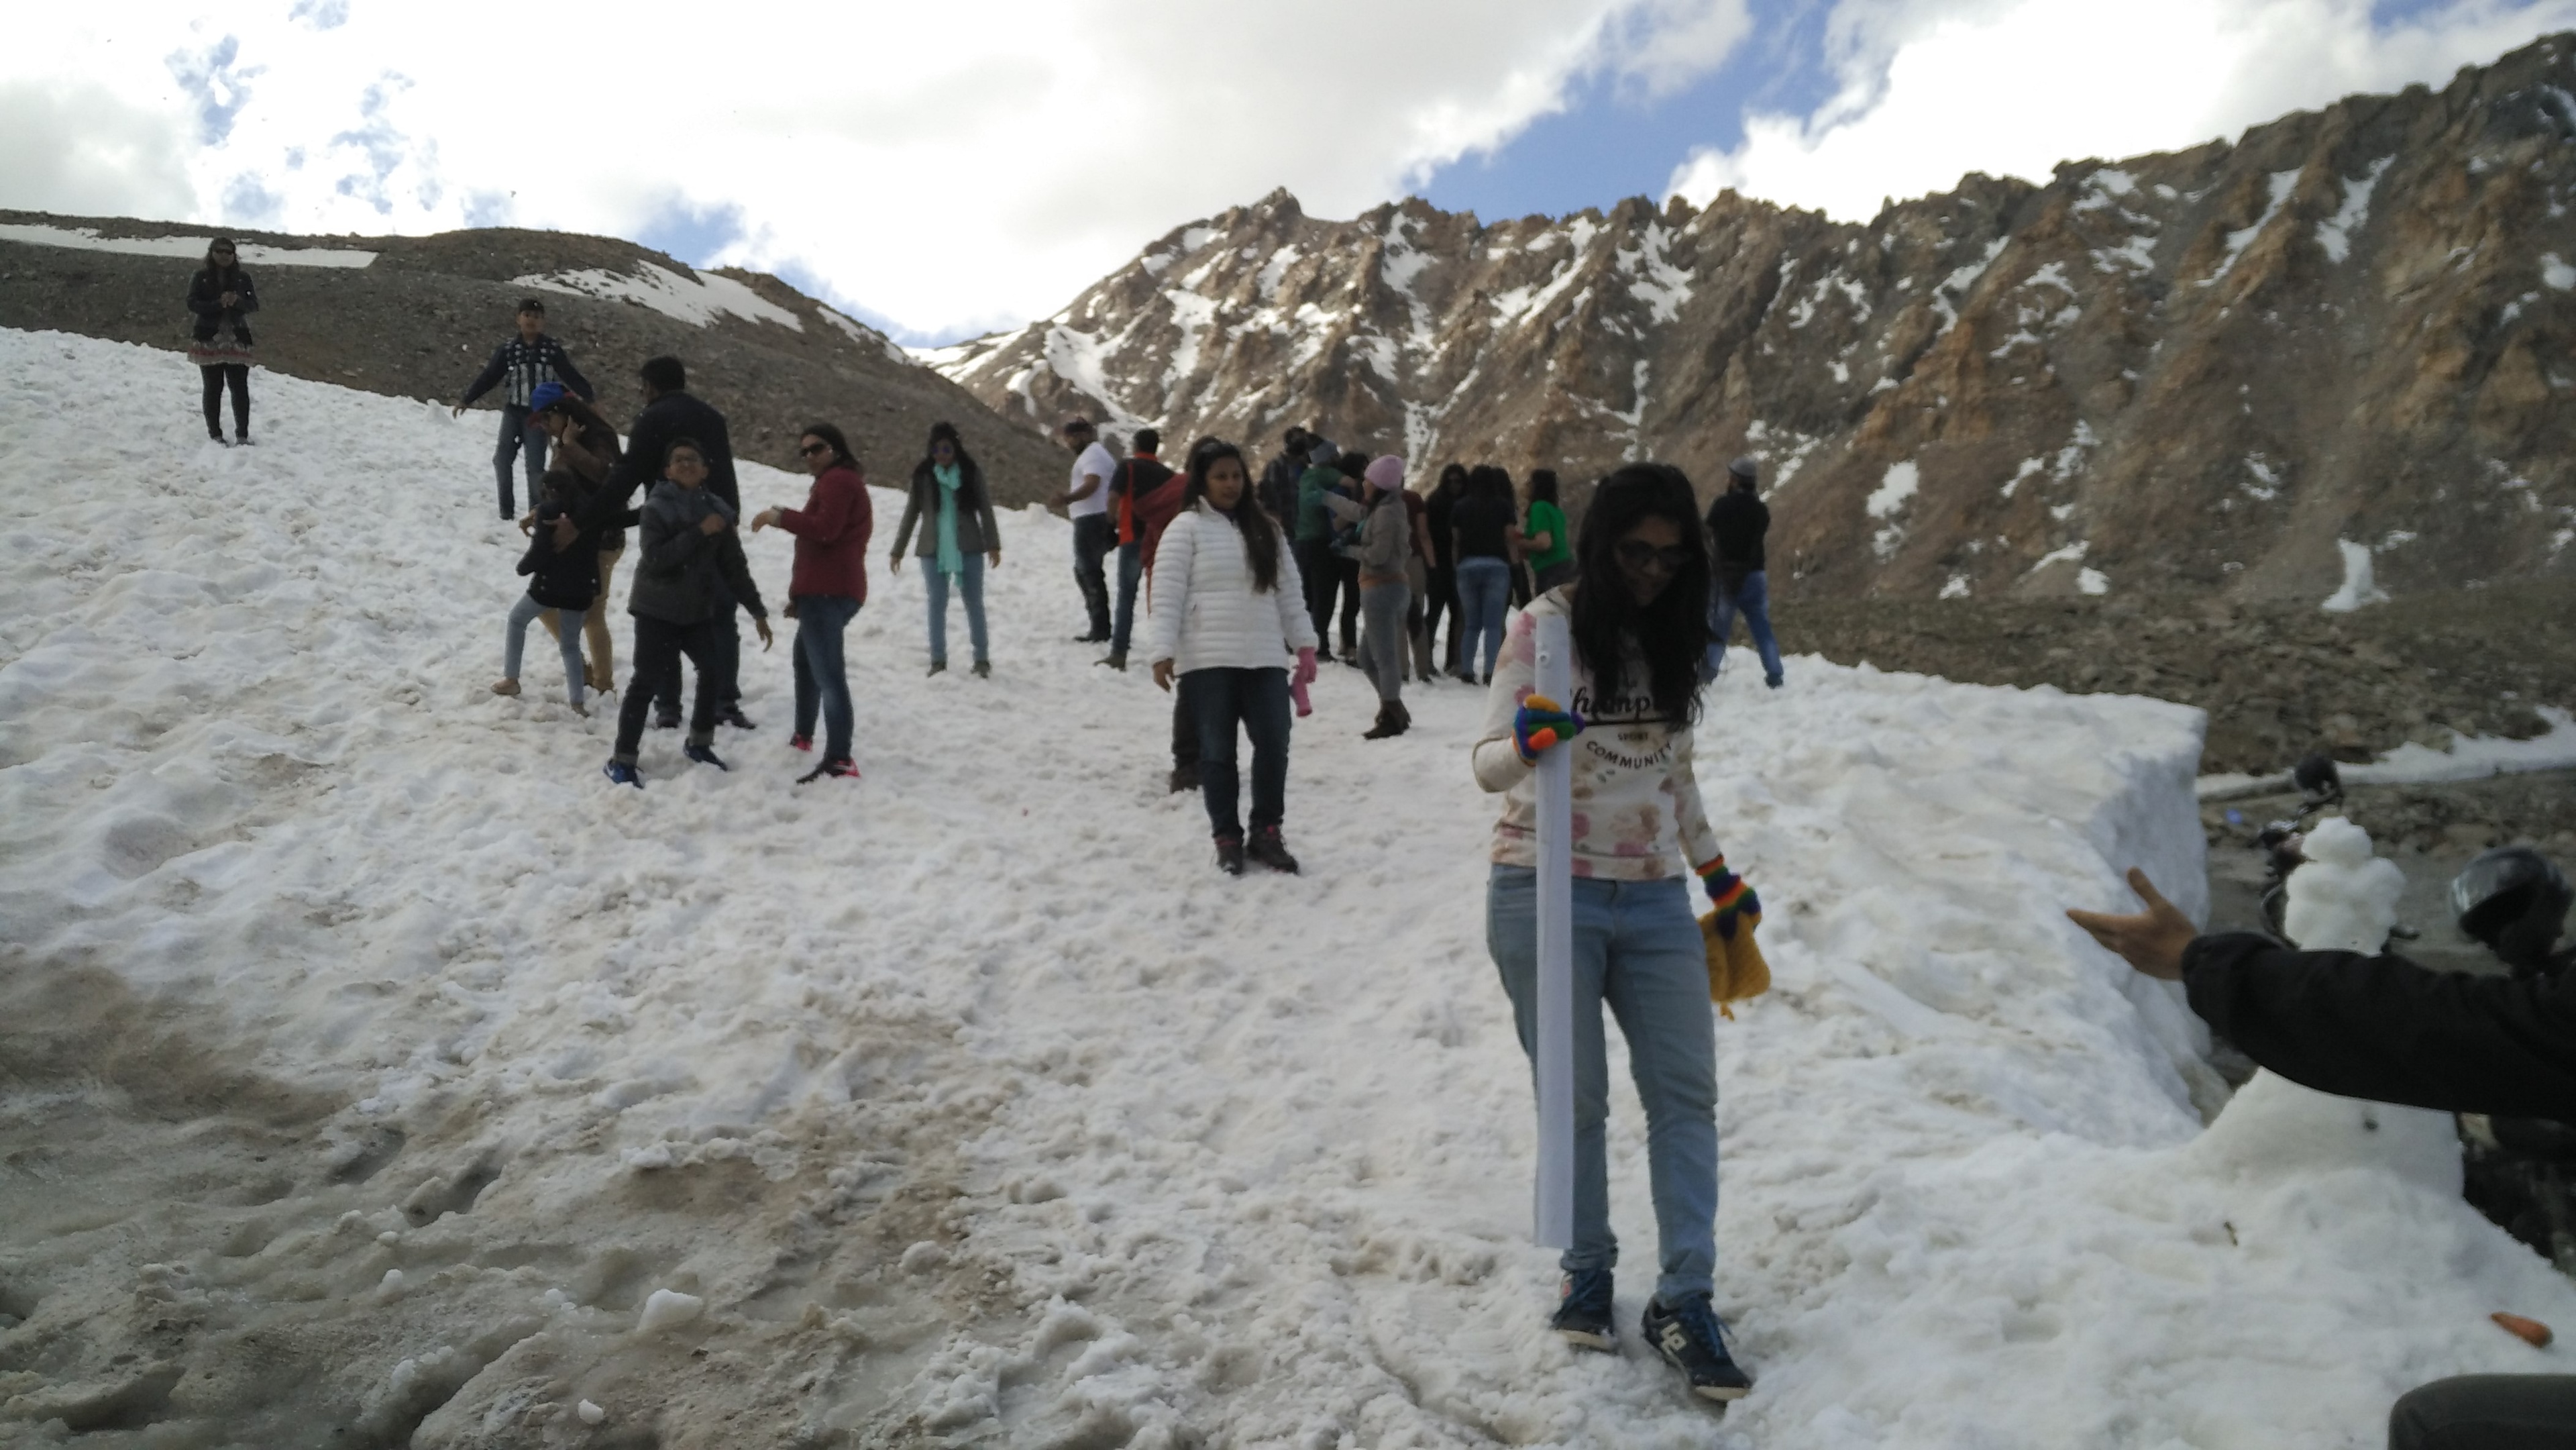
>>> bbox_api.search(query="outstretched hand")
[2065,868,2197,981]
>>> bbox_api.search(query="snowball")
[636,1288,704,1334]
[577,1399,606,1425]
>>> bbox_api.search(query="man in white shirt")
[1057,414,1118,641]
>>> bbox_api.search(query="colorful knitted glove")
[1512,694,1585,763]
[1697,855,1761,939]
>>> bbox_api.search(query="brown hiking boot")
[1246,827,1300,874]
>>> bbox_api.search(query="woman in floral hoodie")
[1472,462,1759,1403]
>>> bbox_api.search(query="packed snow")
[0,221,378,267]
[2322,537,2390,613]
[5,326,2574,1446]
[2208,170,2304,285]
[2316,157,2393,264]
[515,260,804,332]
[2544,252,2576,291]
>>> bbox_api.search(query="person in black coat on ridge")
[582,356,753,729]
[2070,869,2576,1450]
[186,238,258,445]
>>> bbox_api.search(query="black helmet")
[2450,847,2571,972]
[2292,752,2343,802]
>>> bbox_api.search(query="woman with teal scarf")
[891,421,1004,676]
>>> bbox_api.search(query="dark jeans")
[2390,1376,2576,1449]
[1295,538,1340,653]
[1707,567,1785,685]
[1424,564,1460,669]
[653,600,739,718]
[199,364,248,438]
[494,405,548,519]
[1071,514,1114,637]
[1173,693,1197,770]
[616,615,728,760]
[1181,666,1291,839]
[1111,541,1144,654]
[792,595,861,760]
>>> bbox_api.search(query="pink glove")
[1293,647,1318,688]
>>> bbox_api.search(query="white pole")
[1532,612,1576,1249]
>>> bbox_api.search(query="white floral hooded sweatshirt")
[1470,588,1722,880]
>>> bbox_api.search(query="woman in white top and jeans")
[1472,462,1758,1403]
[1149,439,1318,876]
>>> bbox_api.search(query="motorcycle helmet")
[2450,847,2572,972]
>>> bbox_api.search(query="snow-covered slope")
[3,328,2569,1447]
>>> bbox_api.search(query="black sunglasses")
[798,442,832,458]
[1615,540,1693,574]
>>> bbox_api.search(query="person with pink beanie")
[1317,454,1415,737]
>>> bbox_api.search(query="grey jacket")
[893,459,1002,558]
[627,481,767,625]
[1325,490,1412,585]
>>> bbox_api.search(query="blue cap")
[529,381,568,413]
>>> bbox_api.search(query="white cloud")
[0,1,1750,342]
[0,81,195,221]
[1667,0,2576,221]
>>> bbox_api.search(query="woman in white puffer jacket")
[1148,438,1318,876]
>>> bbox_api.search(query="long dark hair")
[548,393,617,444]
[1183,437,1281,593]
[1569,463,1710,727]
[1434,462,1467,501]
[800,421,857,469]
[199,237,240,282]
[1527,468,1560,505]
[1469,464,1515,503]
[920,419,977,476]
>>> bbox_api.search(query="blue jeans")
[1111,541,1144,655]
[1487,865,1718,1302]
[1707,568,1784,685]
[1455,557,1512,680]
[792,595,861,760]
[505,592,585,705]
[1181,666,1291,839]
[924,554,989,666]
[494,405,547,518]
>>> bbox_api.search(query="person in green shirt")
[1524,468,1575,594]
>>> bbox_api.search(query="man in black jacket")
[586,356,751,728]
[2070,868,2576,1449]
[1258,427,1310,536]
[1703,456,1783,688]
[453,299,594,519]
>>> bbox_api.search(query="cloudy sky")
[8,0,2574,344]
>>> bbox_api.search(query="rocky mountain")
[928,32,2576,605]
[0,213,1067,501]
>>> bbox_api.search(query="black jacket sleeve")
[460,343,511,407]
[550,342,594,403]
[234,271,259,316]
[714,530,766,619]
[2183,932,2576,1117]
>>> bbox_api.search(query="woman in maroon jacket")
[753,423,871,782]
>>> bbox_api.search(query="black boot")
[1245,827,1300,874]
[1214,834,1246,876]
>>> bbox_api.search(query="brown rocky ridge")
[928,32,2576,609]
[0,214,1067,503]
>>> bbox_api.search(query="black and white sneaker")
[1642,1294,1752,1402]
[1549,1269,1616,1351]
